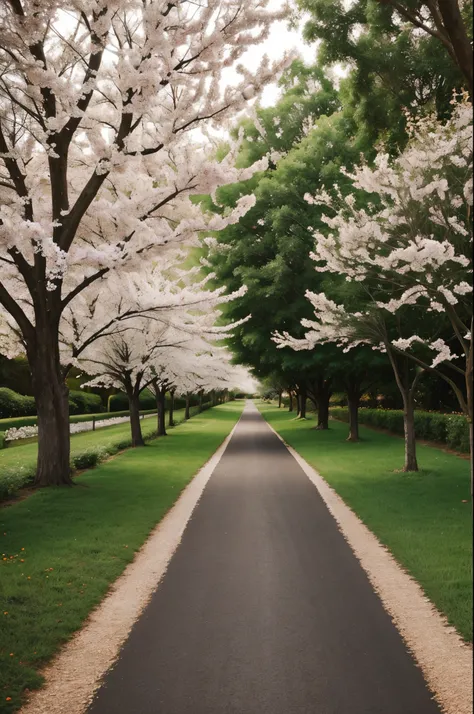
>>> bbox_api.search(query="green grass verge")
[0,407,209,500]
[257,402,472,643]
[0,402,243,712]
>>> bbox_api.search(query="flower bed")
[4,413,156,444]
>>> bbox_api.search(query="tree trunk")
[345,379,362,442]
[298,385,307,419]
[436,0,473,97]
[199,391,203,413]
[27,317,72,487]
[31,336,72,486]
[402,392,418,471]
[127,388,144,447]
[347,392,360,442]
[386,348,419,472]
[185,393,191,420]
[317,398,330,430]
[288,391,294,412]
[316,380,331,430]
[168,390,175,427]
[469,421,473,499]
[295,392,301,417]
[278,391,282,408]
[156,387,167,437]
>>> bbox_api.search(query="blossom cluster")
[277,98,472,380]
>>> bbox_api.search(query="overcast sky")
[221,6,318,107]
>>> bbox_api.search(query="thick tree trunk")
[436,0,473,97]
[298,385,307,419]
[295,392,301,417]
[168,390,175,427]
[317,398,330,430]
[288,391,294,412]
[199,391,203,413]
[402,393,418,471]
[32,353,72,487]
[347,393,360,442]
[185,394,191,420]
[156,388,167,437]
[29,323,73,487]
[127,389,144,447]
[278,391,282,408]
[316,380,331,430]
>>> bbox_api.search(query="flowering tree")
[276,98,473,471]
[0,0,289,485]
[79,267,248,446]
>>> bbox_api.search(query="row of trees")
[205,1,472,474]
[0,0,286,486]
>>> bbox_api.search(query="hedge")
[108,391,199,412]
[0,387,105,419]
[329,407,470,453]
[0,388,36,419]
[68,390,104,415]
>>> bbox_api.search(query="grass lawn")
[258,402,472,643]
[0,408,203,499]
[0,402,243,712]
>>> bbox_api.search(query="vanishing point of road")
[88,403,440,714]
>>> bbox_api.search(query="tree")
[80,266,249,447]
[375,0,473,95]
[280,97,473,471]
[299,0,469,151]
[0,0,289,485]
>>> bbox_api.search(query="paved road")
[88,403,440,714]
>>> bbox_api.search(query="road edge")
[19,408,245,714]
[264,417,473,714]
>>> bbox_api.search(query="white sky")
[222,12,318,107]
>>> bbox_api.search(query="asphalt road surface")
[88,402,440,714]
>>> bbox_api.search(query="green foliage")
[0,388,36,419]
[72,447,109,471]
[108,390,155,411]
[0,387,106,419]
[108,390,192,412]
[299,0,466,151]
[446,416,471,453]
[330,407,470,452]
[68,390,104,415]
[0,431,5,450]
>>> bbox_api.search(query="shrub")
[72,447,108,471]
[0,466,34,501]
[108,391,155,412]
[0,388,36,418]
[108,390,187,412]
[0,431,5,450]
[446,416,471,452]
[329,407,469,453]
[69,390,103,415]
